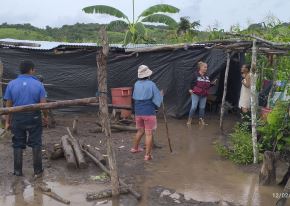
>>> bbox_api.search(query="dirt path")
[0,113,284,206]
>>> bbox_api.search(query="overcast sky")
[0,0,289,30]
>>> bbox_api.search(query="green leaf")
[135,22,146,38]
[107,20,128,31]
[141,14,178,27]
[83,5,128,20]
[123,30,132,46]
[139,4,180,18]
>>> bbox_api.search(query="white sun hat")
[138,65,153,79]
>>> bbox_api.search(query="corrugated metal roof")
[0,38,165,51]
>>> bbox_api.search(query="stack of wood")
[47,127,106,169]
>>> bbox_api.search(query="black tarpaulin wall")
[0,47,242,118]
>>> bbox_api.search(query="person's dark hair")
[19,60,35,74]
[138,77,149,80]
[242,64,251,72]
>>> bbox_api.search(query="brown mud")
[0,113,285,206]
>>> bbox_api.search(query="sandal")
[144,155,152,161]
[130,147,144,153]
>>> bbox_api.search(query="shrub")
[216,124,254,165]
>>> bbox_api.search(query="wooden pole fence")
[250,39,259,164]
[219,52,231,130]
[97,27,120,196]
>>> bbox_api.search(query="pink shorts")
[135,115,157,131]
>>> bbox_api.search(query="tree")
[83,1,179,45]
[177,17,200,36]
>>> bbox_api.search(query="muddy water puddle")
[0,181,137,206]
[138,116,283,206]
[0,116,285,206]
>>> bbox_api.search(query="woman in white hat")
[131,65,163,161]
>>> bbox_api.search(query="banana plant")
[83,1,179,45]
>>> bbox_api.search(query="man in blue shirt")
[4,60,48,177]
[130,65,163,161]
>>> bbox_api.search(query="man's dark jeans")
[11,112,42,149]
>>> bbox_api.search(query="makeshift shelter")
[0,38,244,118]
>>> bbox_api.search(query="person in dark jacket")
[187,61,216,125]
[4,60,48,177]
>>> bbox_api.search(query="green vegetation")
[216,101,290,165]
[83,1,179,45]
[0,28,52,41]
[258,101,290,153]
[216,124,255,165]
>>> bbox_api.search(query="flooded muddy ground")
[0,113,286,206]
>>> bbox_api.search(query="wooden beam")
[0,97,98,115]
[225,33,290,49]
[97,27,120,196]
[219,52,231,130]
[250,39,259,164]
[0,97,131,115]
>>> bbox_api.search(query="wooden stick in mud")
[162,102,172,153]
[86,187,129,201]
[43,191,71,205]
[72,117,78,135]
[82,148,142,200]
[81,143,106,165]
[37,184,70,205]
[219,52,231,130]
[61,135,77,169]
[66,127,87,169]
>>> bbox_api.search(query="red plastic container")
[111,87,132,118]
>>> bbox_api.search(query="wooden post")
[259,151,276,185]
[250,39,259,164]
[97,27,120,196]
[267,56,278,108]
[219,52,231,130]
[0,59,3,108]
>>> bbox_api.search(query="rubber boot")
[32,147,43,178]
[13,148,23,176]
